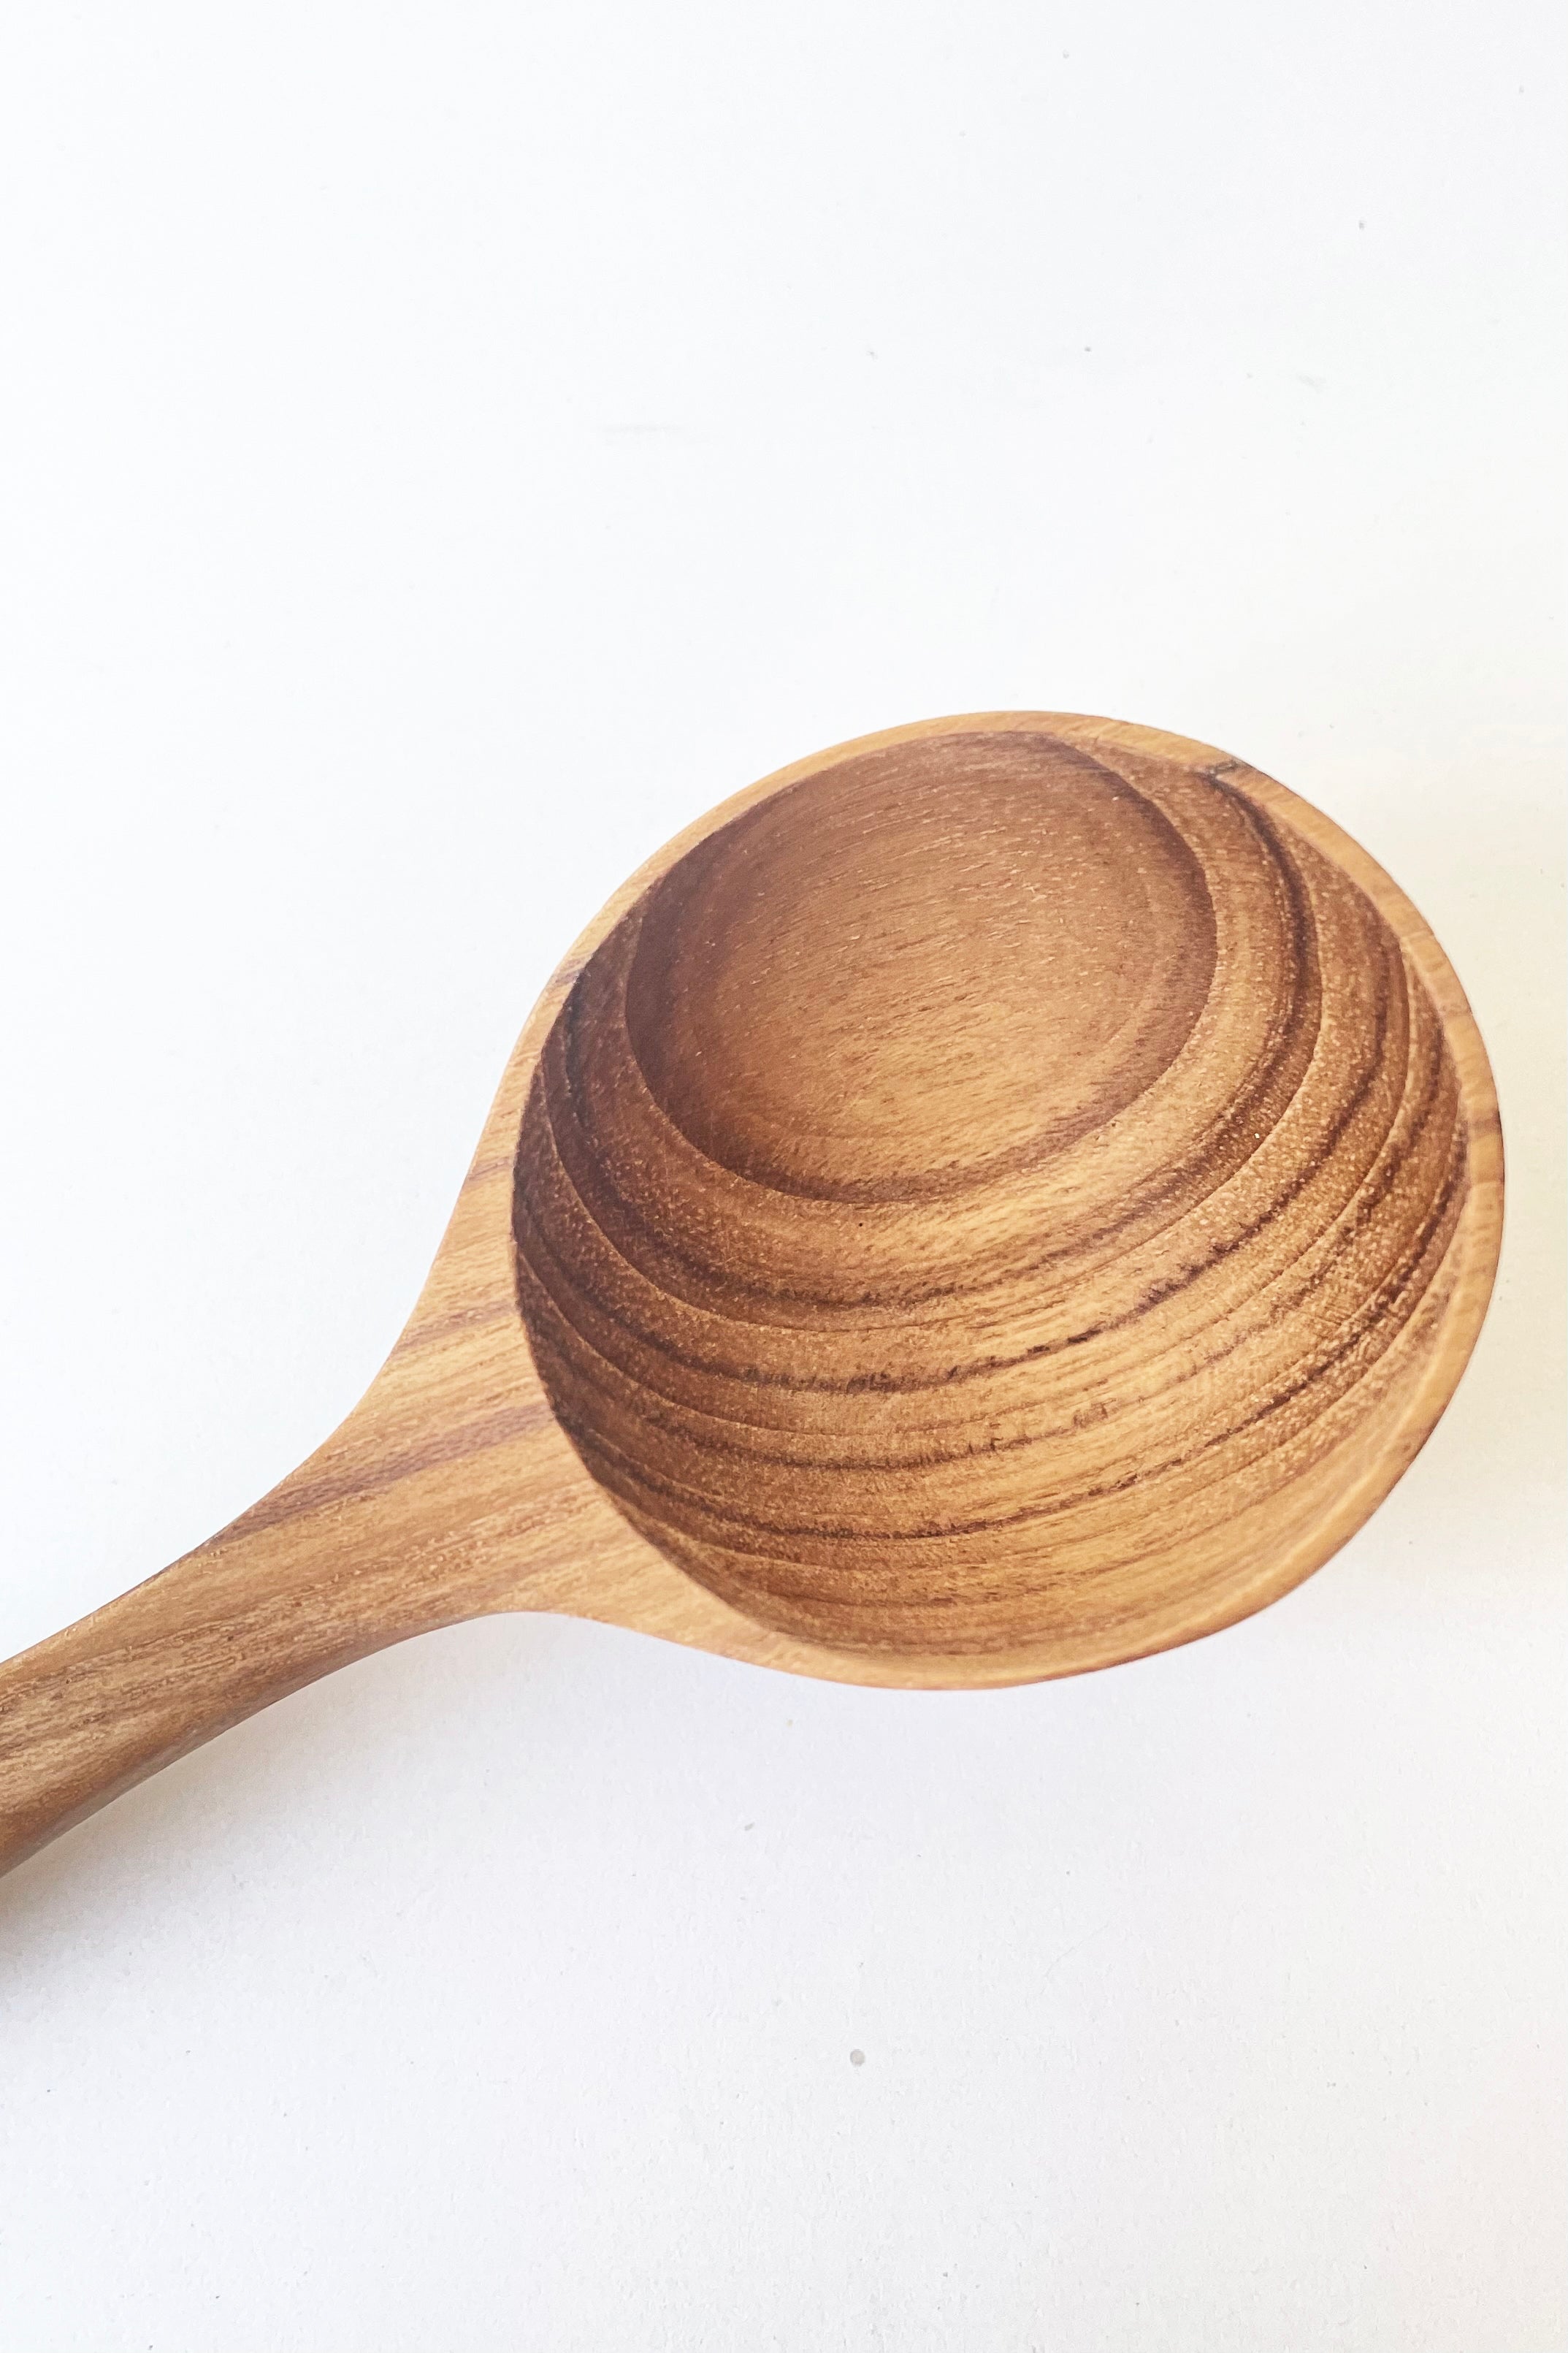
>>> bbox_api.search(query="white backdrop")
[1,4,1563,2347]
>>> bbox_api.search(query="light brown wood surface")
[0,714,1503,1876]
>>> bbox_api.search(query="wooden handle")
[0,1400,523,1877]
[0,1352,634,1877]
[0,1530,450,1877]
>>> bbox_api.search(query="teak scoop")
[0,714,1502,1877]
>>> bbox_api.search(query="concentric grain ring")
[513,724,1481,1660]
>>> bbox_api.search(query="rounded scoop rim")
[493,712,1504,1686]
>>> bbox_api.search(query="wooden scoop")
[0,714,1502,1876]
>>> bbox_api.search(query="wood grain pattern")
[0,714,1504,1877]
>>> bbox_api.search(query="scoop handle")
[0,1522,464,1877]
[0,1375,592,1877]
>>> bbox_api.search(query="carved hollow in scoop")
[515,728,1480,1658]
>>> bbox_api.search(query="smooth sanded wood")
[0,714,1503,1876]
